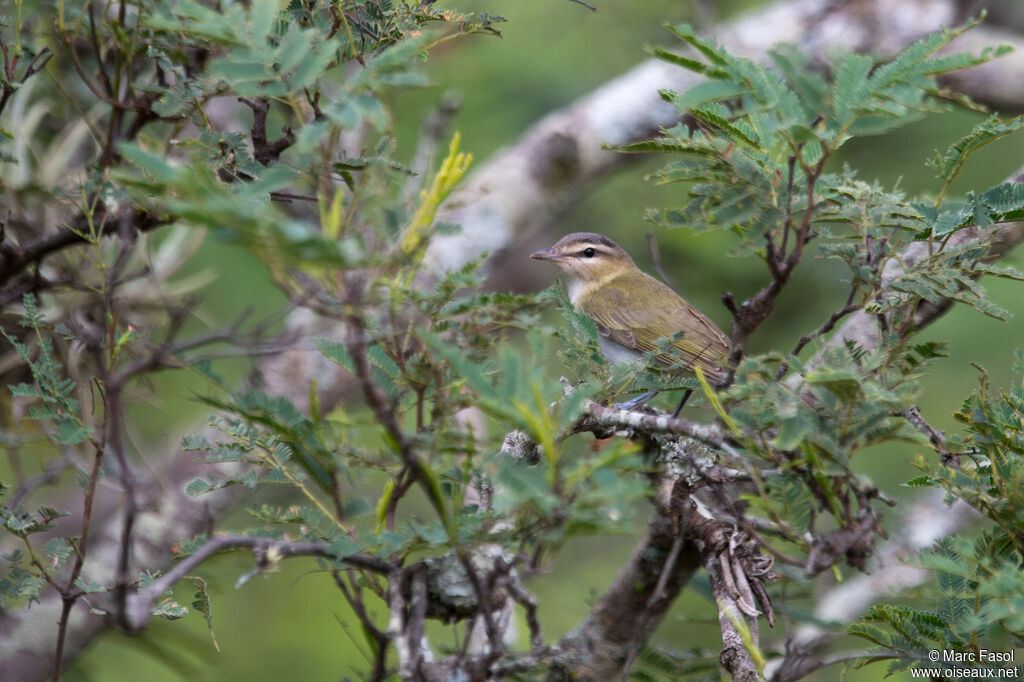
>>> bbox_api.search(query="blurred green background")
[68,0,1024,679]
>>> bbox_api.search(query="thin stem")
[53,435,105,681]
[776,287,859,381]
[781,154,796,257]
[256,443,347,531]
[646,232,679,290]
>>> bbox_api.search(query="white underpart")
[565,276,588,307]
[565,275,646,366]
[598,335,645,366]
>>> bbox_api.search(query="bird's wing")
[580,273,729,381]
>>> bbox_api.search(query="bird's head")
[530,232,636,287]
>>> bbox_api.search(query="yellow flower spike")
[375,478,395,534]
[401,132,473,256]
[320,186,345,241]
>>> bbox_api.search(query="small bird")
[531,232,730,413]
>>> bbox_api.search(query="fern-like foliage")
[600,19,1024,675]
[850,351,1024,673]
[601,18,1024,580]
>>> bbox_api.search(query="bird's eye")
[582,247,596,258]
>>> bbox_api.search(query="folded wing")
[581,272,730,382]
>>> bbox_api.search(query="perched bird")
[531,232,730,413]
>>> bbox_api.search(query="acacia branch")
[765,174,1024,682]
[769,491,977,681]
[902,405,950,454]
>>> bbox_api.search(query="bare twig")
[123,534,390,632]
[0,46,53,114]
[6,452,74,509]
[775,289,860,381]
[565,0,598,11]
[333,570,390,680]
[646,232,679,290]
[105,382,139,632]
[902,405,948,453]
[52,417,110,681]
[506,576,543,651]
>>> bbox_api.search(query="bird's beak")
[530,248,564,262]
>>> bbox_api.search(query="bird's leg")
[614,388,694,415]
[671,389,694,418]
[613,390,656,410]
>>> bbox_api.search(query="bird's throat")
[565,277,596,307]
[565,265,634,307]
